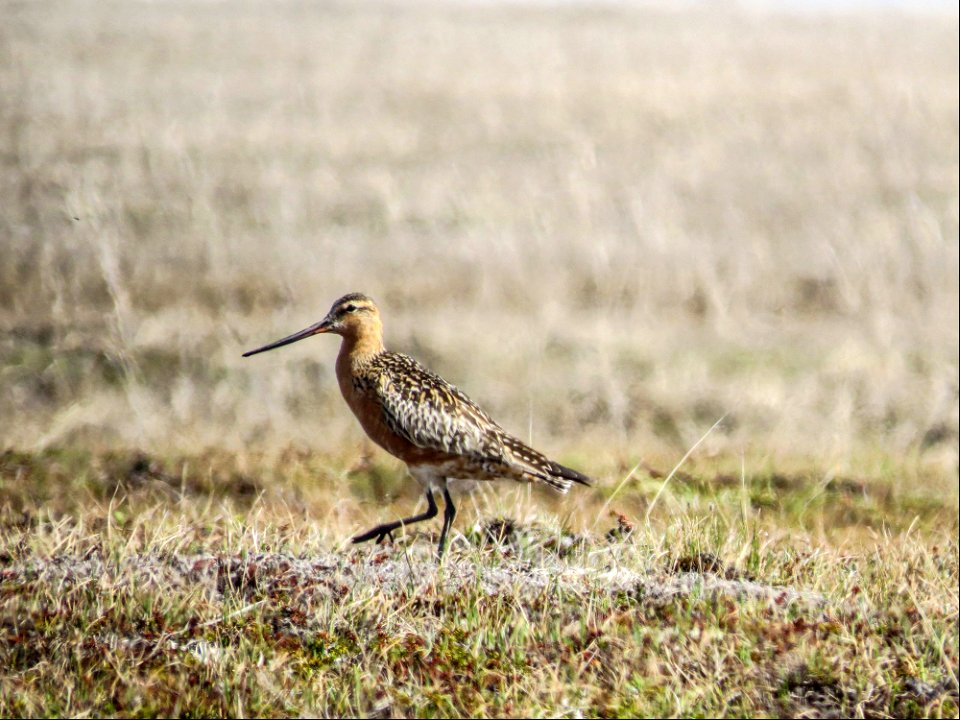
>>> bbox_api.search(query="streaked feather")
[354,351,592,491]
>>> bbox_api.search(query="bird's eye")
[343,304,358,313]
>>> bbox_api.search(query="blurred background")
[1,1,957,473]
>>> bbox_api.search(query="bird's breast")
[335,355,437,464]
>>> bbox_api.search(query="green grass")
[1,449,956,718]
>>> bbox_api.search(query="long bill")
[242,318,331,357]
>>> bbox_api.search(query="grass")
[0,1,957,463]
[1,1,957,716]
[0,449,957,717]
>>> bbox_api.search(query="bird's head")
[242,292,382,357]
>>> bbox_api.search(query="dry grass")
[1,2,958,717]
[1,1,957,468]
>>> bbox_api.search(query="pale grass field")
[1,1,957,469]
[0,2,958,717]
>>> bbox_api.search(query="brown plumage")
[243,292,591,557]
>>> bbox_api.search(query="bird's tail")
[544,460,593,493]
[500,435,593,494]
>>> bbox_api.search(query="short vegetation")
[1,449,957,717]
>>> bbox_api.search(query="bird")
[242,292,591,558]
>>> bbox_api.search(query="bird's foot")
[352,525,396,545]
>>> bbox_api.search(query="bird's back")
[341,350,591,492]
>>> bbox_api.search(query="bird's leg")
[352,489,438,545]
[436,486,457,559]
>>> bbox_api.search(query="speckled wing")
[369,352,503,461]
[367,352,592,492]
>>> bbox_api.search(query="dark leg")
[352,489,438,545]
[436,486,457,559]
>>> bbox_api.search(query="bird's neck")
[337,324,385,368]
[335,325,385,408]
